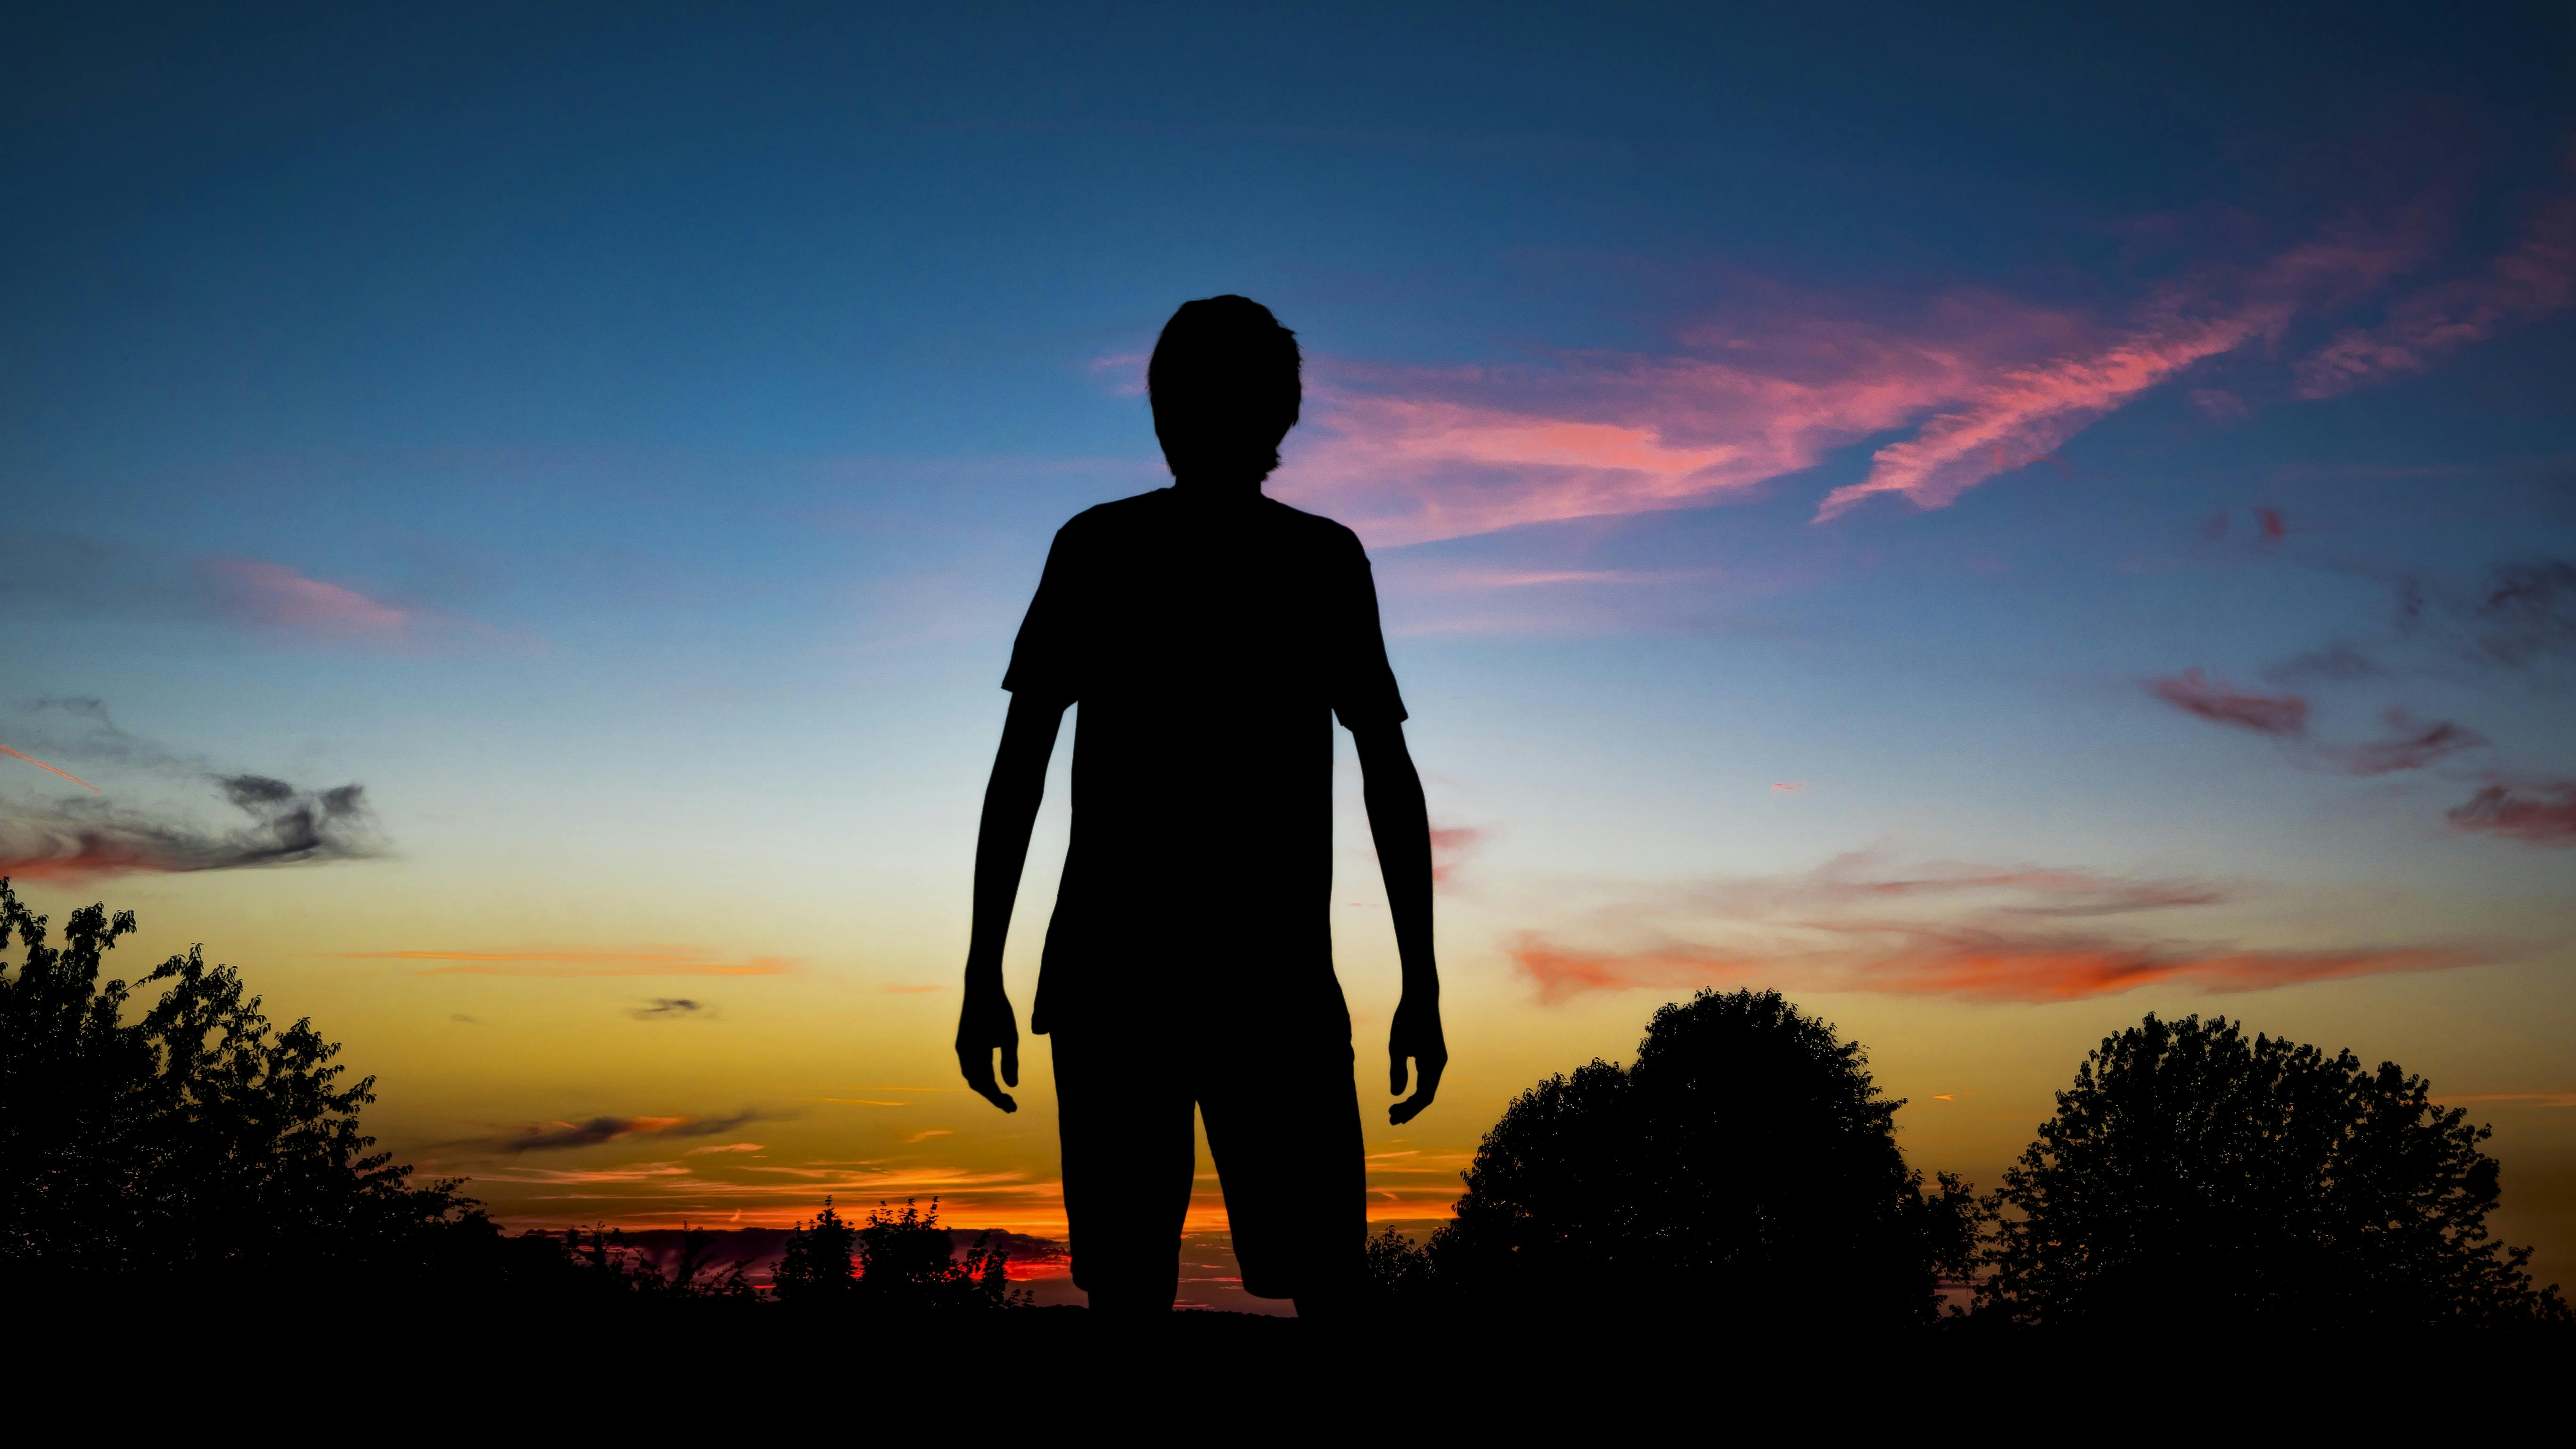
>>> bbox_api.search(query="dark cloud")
[2144,670,2310,736]
[0,775,382,881]
[2469,559,2576,669]
[631,997,709,1020]
[2447,782,2576,845]
[469,1110,768,1154]
[1,699,385,881]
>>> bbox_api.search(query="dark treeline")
[3,881,2566,1332]
[1365,988,2569,1333]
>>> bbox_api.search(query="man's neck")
[1169,472,1269,502]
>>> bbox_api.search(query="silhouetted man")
[956,295,1445,1318]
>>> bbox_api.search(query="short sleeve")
[1002,525,1085,707]
[1330,534,1408,729]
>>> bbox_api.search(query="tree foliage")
[774,1196,1026,1310]
[0,879,483,1286]
[773,1197,859,1303]
[1429,988,1976,1326]
[1981,1013,2571,1330]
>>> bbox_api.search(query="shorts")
[1050,1022,1364,1303]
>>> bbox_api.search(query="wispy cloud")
[2447,782,2576,845]
[206,558,416,641]
[1278,296,2086,545]
[2461,559,2576,669]
[462,1110,768,1154]
[349,948,796,977]
[1509,929,2476,1005]
[2436,1092,2576,1108]
[2314,712,2486,776]
[2144,670,2313,737]
[2295,182,2576,398]
[1506,851,2476,1005]
[2,534,527,652]
[630,997,710,1020]
[1428,823,1484,887]
[2145,672,2486,778]
[1683,852,2229,916]
[1269,209,2494,543]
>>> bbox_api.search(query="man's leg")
[1201,1030,1366,1314]
[1052,1029,1196,1315]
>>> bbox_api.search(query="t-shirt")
[1003,487,1408,1036]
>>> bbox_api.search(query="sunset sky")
[6,4,2574,1306]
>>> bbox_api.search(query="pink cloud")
[2146,677,2485,776]
[2295,185,2576,398]
[1813,309,2266,520]
[1815,231,2420,520]
[2447,782,2576,845]
[2315,712,2485,776]
[195,556,525,651]
[1428,824,1483,886]
[1671,850,2227,919]
[1273,221,2437,543]
[1276,297,2090,546]
[206,558,413,640]
[2144,670,2311,737]
[1501,853,2475,1005]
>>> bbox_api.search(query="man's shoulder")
[1255,495,1366,555]
[1055,490,1364,556]
[1058,489,1171,536]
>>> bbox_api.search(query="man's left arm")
[1353,721,1445,1125]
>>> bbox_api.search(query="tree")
[1430,988,1976,1327]
[1362,1224,1440,1314]
[773,1197,858,1303]
[1980,1013,2571,1330]
[0,879,482,1289]
[851,1198,1026,1311]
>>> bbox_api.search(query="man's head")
[1147,295,1301,486]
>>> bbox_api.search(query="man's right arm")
[956,692,1066,1112]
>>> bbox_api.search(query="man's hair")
[1146,295,1301,482]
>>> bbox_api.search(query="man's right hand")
[955,981,1021,1113]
